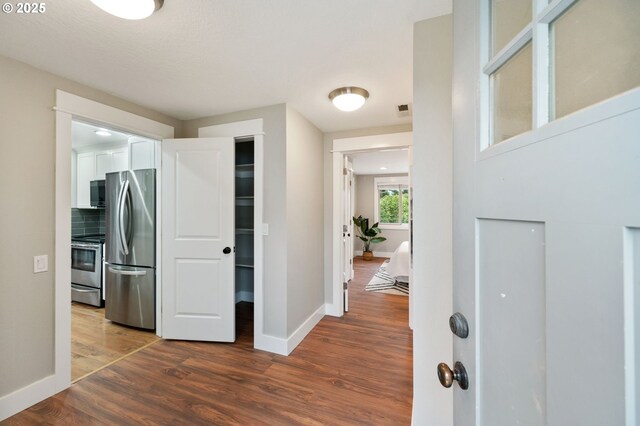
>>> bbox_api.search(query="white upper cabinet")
[129,139,156,170]
[74,145,129,208]
[76,152,95,208]
[112,149,128,172]
[95,147,128,179]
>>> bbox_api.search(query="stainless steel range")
[71,234,105,307]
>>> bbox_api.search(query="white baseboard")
[354,250,393,258]
[0,375,57,421]
[324,302,342,317]
[235,291,254,303]
[286,304,325,354]
[254,304,326,356]
[254,333,288,355]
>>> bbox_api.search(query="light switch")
[262,223,269,236]
[34,255,48,273]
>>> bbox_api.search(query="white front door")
[161,137,236,341]
[451,1,640,425]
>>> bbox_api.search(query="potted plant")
[353,215,386,261]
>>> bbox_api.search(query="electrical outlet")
[34,255,48,273]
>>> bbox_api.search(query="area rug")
[365,260,409,296]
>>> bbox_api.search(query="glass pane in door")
[551,0,640,119]
[491,0,532,55]
[492,42,533,144]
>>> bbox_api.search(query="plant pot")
[362,251,374,261]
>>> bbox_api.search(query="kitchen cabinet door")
[129,139,155,170]
[112,148,128,172]
[76,152,95,208]
[95,152,112,179]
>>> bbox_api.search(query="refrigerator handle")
[108,266,147,277]
[118,179,130,255]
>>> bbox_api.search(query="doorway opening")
[329,131,413,322]
[346,148,411,309]
[70,119,160,382]
[235,137,256,345]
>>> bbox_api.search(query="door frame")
[327,131,412,317]
[198,120,267,351]
[52,91,174,402]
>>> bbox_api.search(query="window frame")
[373,176,409,230]
[481,0,593,153]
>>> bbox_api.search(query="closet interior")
[235,138,255,306]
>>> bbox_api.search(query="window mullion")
[532,19,549,128]
[483,24,533,75]
[538,0,579,24]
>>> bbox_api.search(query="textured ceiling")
[0,0,451,132]
[351,149,409,175]
[72,121,130,150]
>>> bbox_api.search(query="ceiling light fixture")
[380,167,388,170]
[95,130,112,137]
[90,0,164,20]
[328,87,369,112]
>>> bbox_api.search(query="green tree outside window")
[378,185,409,224]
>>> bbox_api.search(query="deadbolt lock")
[449,312,469,339]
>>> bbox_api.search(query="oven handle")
[108,266,147,277]
[71,285,99,293]
[118,179,130,256]
[71,243,100,250]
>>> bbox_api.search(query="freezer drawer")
[105,264,155,329]
[71,284,101,307]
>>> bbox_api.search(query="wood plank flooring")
[4,258,412,425]
[71,302,160,382]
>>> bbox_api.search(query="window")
[550,0,640,119]
[484,0,640,148]
[374,177,409,229]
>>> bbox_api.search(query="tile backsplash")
[72,208,105,236]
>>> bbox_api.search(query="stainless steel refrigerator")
[105,169,156,329]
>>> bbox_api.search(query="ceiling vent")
[397,104,411,117]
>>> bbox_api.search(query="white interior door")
[162,137,236,342]
[343,156,354,311]
[450,1,640,425]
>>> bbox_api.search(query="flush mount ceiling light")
[95,130,112,137]
[328,87,369,112]
[90,0,163,20]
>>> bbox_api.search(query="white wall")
[0,54,181,402]
[353,174,410,254]
[411,14,453,426]
[285,106,325,335]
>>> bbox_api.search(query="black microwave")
[90,180,105,208]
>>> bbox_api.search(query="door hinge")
[343,167,347,175]
[343,282,348,290]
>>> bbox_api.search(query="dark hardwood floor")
[4,257,412,425]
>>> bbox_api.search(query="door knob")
[437,361,469,390]
[223,247,231,254]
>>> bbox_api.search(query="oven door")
[71,242,101,288]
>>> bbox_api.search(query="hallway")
[4,257,412,425]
